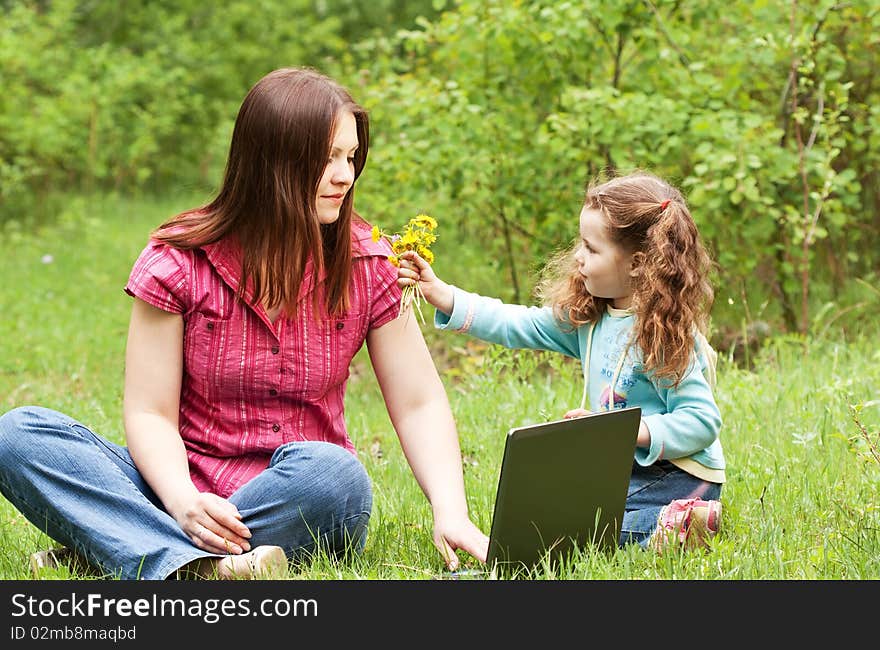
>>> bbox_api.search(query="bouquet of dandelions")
[371,213,437,324]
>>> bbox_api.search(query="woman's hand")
[170,490,253,555]
[432,509,490,571]
[562,408,591,419]
[397,250,455,314]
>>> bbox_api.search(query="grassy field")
[1,194,878,580]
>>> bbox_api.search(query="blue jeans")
[0,406,373,579]
[620,460,722,548]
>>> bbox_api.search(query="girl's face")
[316,111,358,224]
[573,207,636,310]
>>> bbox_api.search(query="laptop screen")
[486,406,641,570]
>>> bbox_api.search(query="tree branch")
[642,0,692,70]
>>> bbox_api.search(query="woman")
[0,67,488,579]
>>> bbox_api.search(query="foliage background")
[2,0,878,345]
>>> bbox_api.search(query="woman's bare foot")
[180,545,288,580]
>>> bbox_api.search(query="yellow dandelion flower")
[397,231,418,252]
[371,213,438,325]
[413,214,437,230]
[417,245,434,264]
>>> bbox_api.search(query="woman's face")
[316,111,358,225]
[572,206,636,310]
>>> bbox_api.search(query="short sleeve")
[367,255,403,330]
[124,239,190,314]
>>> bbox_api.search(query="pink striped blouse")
[124,220,402,498]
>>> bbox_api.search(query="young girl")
[397,171,725,551]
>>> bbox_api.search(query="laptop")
[482,406,641,573]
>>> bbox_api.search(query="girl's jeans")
[620,459,722,547]
[0,406,373,579]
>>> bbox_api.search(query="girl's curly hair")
[536,171,715,386]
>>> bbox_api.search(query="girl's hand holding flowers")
[396,250,454,316]
[372,214,453,320]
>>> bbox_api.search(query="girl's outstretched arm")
[398,250,580,357]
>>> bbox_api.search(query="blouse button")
[336,322,345,330]
[271,346,279,354]
[272,424,280,433]
[269,389,278,396]
[206,322,214,330]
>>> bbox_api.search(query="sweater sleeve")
[636,357,722,465]
[433,286,581,359]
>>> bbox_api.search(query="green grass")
[1,194,879,580]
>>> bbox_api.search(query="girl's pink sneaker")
[649,498,722,552]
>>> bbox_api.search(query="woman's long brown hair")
[153,67,370,317]
[537,171,715,386]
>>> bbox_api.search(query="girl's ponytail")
[638,197,714,385]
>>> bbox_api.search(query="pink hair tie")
[660,199,671,210]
